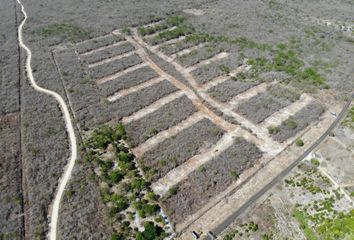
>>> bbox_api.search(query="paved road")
[16,1,78,239]
[206,92,354,240]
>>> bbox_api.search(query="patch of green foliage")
[285,118,298,129]
[296,138,304,147]
[41,22,89,42]
[292,209,317,240]
[83,123,167,239]
[310,158,320,167]
[135,222,166,240]
[268,126,280,134]
[342,106,354,129]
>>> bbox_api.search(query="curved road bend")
[206,92,354,240]
[16,0,78,239]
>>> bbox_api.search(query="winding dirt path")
[16,1,78,239]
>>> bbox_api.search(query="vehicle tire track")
[16,1,78,239]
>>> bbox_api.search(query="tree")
[135,222,164,240]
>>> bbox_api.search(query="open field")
[1,0,353,239]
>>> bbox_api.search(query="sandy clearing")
[16,1,78,240]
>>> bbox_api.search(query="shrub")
[310,158,320,166]
[109,170,124,183]
[113,124,126,141]
[230,170,240,180]
[285,118,298,129]
[296,138,304,147]
[268,126,280,134]
[118,151,133,163]
[135,222,164,240]
[167,186,178,197]
[130,178,148,191]
[111,194,129,212]
[301,68,325,86]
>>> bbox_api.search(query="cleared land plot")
[192,58,240,85]
[177,44,222,67]
[80,41,134,65]
[236,85,300,123]
[160,39,205,55]
[98,66,158,97]
[125,95,197,147]
[103,80,178,119]
[208,79,258,103]
[271,101,325,142]
[138,118,224,182]
[89,53,142,79]
[146,27,194,46]
[76,34,124,54]
[162,137,262,224]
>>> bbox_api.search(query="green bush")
[268,126,280,134]
[296,138,304,147]
[111,194,129,213]
[118,151,133,163]
[285,118,298,129]
[310,158,320,166]
[135,222,165,240]
[109,170,124,183]
[130,178,148,191]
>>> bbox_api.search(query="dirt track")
[16,1,78,239]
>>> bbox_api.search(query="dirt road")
[16,1,78,239]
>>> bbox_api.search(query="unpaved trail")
[16,1,78,240]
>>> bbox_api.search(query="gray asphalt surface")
[205,92,354,240]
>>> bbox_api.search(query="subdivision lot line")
[200,65,247,91]
[79,40,127,57]
[122,90,184,124]
[16,1,77,239]
[96,62,148,85]
[130,30,278,151]
[186,52,229,72]
[88,50,136,68]
[127,32,236,133]
[144,26,177,38]
[132,112,205,158]
[107,76,165,102]
[260,94,313,129]
[170,43,205,59]
[228,81,276,107]
[152,128,242,196]
[152,36,186,50]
